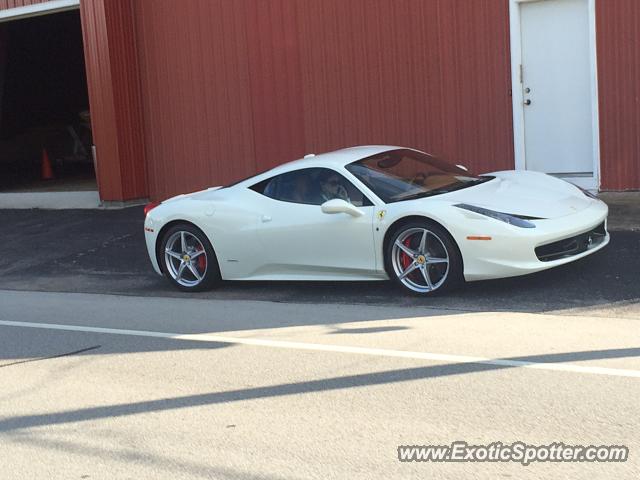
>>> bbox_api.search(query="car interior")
[253,168,372,207]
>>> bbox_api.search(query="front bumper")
[144,217,163,276]
[461,200,609,281]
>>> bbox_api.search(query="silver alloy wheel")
[164,230,208,287]
[391,227,450,293]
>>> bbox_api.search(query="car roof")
[230,145,406,189]
[264,145,403,175]
[284,145,400,169]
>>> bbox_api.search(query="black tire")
[384,219,463,295]
[158,223,221,292]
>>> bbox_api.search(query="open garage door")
[0,2,97,207]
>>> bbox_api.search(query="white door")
[249,167,378,279]
[255,200,377,279]
[519,0,595,176]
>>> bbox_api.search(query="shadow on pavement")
[0,345,638,433]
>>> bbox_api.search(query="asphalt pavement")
[0,204,639,479]
[0,206,638,317]
[1,290,639,479]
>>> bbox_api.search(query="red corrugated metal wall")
[135,0,514,201]
[79,0,117,199]
[4,0,639,199]
[597,0,640,191]
[134,0,257,200]
[79,0,147,201]
[296,1,513,173]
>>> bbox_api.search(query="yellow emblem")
[183,254,191,262]
[377,210,386,220]
[417,255,426,265]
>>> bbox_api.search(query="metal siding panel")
[104,0,147,199]
[80,0,122,200]
[135,0,257,200]
[597,0,640,190]
[245,0,305,169]
[80,0,147,201]
[297,0,513,175]
[135,0,513,200]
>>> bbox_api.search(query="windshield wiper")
[396,190,442,201]
[446,177,492,191]
[395,177,493,202]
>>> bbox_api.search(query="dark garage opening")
[0,10,94,193]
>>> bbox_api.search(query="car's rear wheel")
[385,220,463,295]
[159,223,220,292]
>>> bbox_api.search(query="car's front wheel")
[159,223,220,292]
[385,220,463,295]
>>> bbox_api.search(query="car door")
[249,167,377,279]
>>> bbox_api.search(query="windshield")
[345,149,491,203]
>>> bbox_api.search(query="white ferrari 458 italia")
[143,146,609,295]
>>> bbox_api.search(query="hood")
[442,171,592,219]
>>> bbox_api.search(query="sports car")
[143,146,609,295]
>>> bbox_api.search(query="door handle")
[261,215,272,223]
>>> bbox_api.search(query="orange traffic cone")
[41,148,54,180]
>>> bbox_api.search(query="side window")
[250,168,372,207]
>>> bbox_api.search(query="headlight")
[455,204,536,228]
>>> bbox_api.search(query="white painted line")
[1,320,639,378]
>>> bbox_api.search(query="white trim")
[509,1,527,172]
[587,0,601,190]
[508,0,601,190]
[0,191,100,209]
[0,0,79,22]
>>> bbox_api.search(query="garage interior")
[0,9,94,194]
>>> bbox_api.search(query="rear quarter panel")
[145,188,264,279]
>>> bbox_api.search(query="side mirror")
[321,199,364,217]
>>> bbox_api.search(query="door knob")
[524,99,532,106]
[261,215,272,223]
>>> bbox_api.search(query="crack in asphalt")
[0,345,101,369]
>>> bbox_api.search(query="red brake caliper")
[400,236,412,271]
[196,247,206,271]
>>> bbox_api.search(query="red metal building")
[0,0,638,203]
